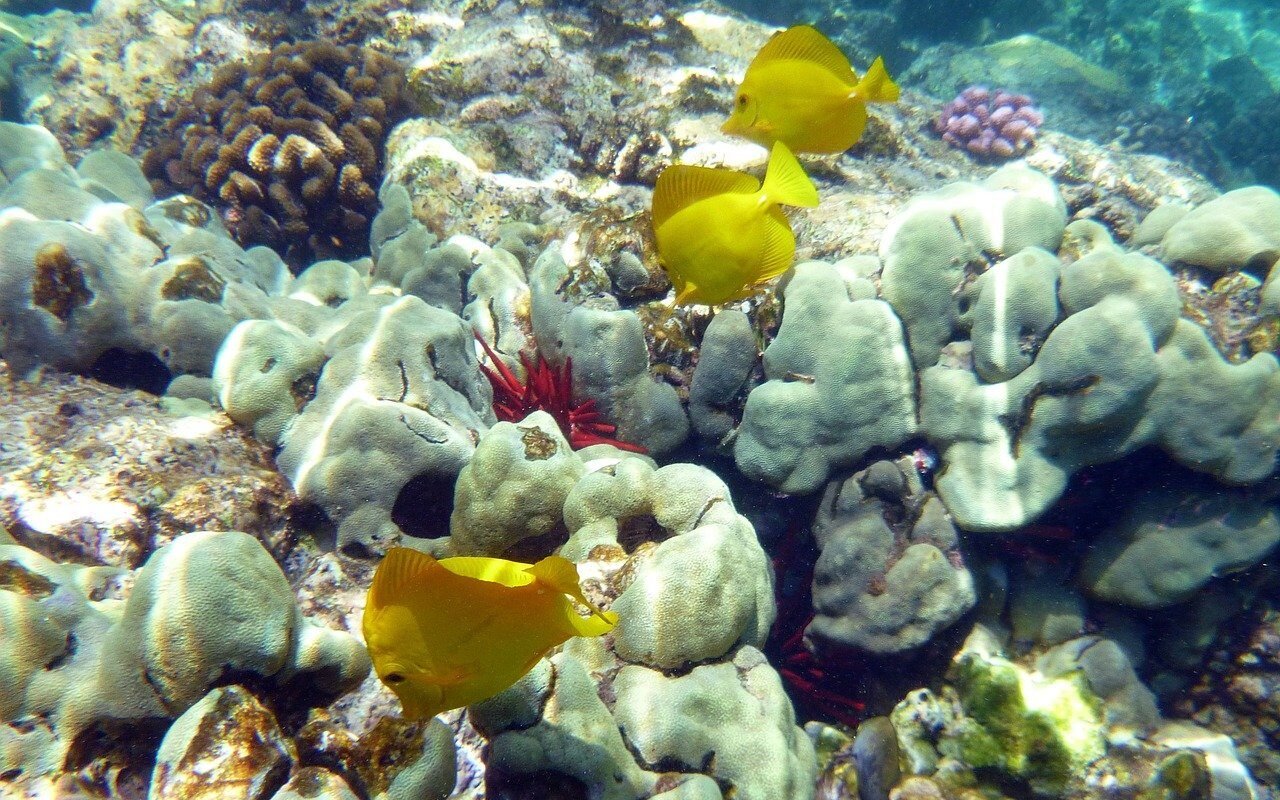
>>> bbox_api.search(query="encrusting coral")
[142,41,413,268]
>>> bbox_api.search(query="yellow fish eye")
[736,93,749,109]
[384,672,405,684]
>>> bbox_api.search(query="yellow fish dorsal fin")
[761,142,819,209]
[526,555,619,636]
[369,547,443,610]
[853,56,900,104]
[752,25,855,87]
[438,555,536,588]
[652,165,759,230]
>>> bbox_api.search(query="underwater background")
[0,0,1279,798]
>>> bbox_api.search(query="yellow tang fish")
[362,547,618,720]
[722,24,900,154]
[653,140,818,306]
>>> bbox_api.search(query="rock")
[150,686,293,800]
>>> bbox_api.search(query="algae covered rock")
[468,453,811,799]
[275,296,491,552]
[922,240,1280,531]
[887,630,1256,799]
[612,648,817,800]
[150,685,294,800]
[735,261,917,495]
[0,128,291,379]
[939,649,1106,795]
[478,644,815,800]
[213,319,327,446]
[880,164,1066,368]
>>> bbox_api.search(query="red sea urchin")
[474,332,647,453]
[767,515,868,728]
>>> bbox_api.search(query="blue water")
[725,0,1280,189]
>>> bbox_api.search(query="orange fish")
[362,547,617,720]
[722,25,900,154]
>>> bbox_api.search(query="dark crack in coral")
[143,41,414,269]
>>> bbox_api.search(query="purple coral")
[935,85,1043,159]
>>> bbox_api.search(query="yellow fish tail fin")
[527,555,618,635]
[753,24,855,85]
[854,56,900,104]
[528,555,606,615]
[761,142,818,209]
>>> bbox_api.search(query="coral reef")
[0,529,369,794]
[3,1,1280,797]
[456,433,813,799]
[935,85,1042,158]
[734,261,916,495]
[142,41,413,267]
[0,121,290,380]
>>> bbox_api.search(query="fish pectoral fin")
[853,56,900,104]
[652,165,758,229]
[752,24,855,85]
[674,282,703,306]
[754,208,797,284]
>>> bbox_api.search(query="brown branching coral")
[143,41,414,269]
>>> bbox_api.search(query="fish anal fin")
[753,207,797,284]
[761,142,819,208]
[369,547,444,609]
[853,56,900,104]
[653,165,759,230]
[753,25,854,86]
